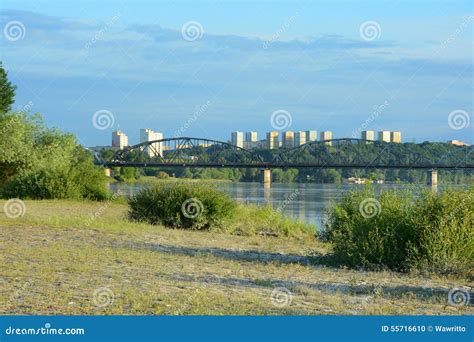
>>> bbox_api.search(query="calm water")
[109,182,456,228]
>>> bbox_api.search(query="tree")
[0,62,16,114]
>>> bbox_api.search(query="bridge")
[96,137,474,186]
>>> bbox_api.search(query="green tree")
[0,62,16,114]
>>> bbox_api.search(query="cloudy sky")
[1,0,472,146]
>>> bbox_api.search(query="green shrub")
[127,181,236,230]
[0,116,109,200]
[322,187,473,276]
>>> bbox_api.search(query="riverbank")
[0,199,472,315]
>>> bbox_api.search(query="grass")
[0,199,472,315]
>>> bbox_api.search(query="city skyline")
[1,1,472,146]
[104,128,417,150]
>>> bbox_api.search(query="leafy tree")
[0,112,108,199]
[0,62,16,114]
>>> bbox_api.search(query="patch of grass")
[219,204,316,239]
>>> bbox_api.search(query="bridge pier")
[104,167,113,177]
[427,169,438,187]
[262,169,272,188]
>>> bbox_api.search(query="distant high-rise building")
[245,131,258,142]
[266,131,279,149]
[244,131,258,149]
[390,131,402,143]
[231,131,244,148]
[305,130,317,142]
[283,131,294,147]
[378,131,391,143]
[295,131,307,146]
[140,128,163,157]
[112,130,128,150]
[361,130,375,142]
[320,131,333,145]
[447,140,470,147]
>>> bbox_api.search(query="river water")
[108,182,462,228]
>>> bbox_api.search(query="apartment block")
[378,131,391,143]
[231,131,244,148]
[361,130,375,142]
[244,131,258,149]
[266,131,279,149]
[305,130,317,142]
[390,131,402,143]
[140,128,163,157]
[320,131,333,146]
[283,131,295,148]
[112,130,129,150]
[295,131,307,146]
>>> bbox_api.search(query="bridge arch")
[108,136,264,166]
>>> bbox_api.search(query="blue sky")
[1,0,472,146]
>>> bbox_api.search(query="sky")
[0,0,472,146]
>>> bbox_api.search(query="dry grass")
[0,199,472,315]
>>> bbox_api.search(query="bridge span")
[96,137,474,187]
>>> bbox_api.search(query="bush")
[127,181,237,230]
[321,187,473,276]
[0,114,108,200]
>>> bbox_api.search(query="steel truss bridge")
[96,137,474,170]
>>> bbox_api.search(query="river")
[108,182,463,228]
